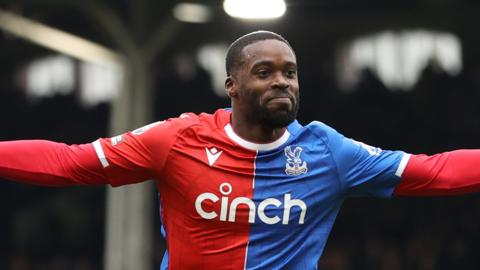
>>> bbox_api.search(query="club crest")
[284,146,308,176]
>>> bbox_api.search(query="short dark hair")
[225,30,292,76]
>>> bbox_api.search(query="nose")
[271,72,289,90]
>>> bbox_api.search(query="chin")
[260,110,296,128]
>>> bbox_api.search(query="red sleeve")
[0,114,196,188]
[94,113,197,186]
[0,140,107,186]
[394,150,480,196]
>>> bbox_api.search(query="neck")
[230,110,287,143]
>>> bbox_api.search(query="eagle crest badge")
[284,146,308,176]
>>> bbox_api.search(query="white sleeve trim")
[395,153,411,177]
[93,140,109,168]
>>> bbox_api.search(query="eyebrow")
[250,60,297,70]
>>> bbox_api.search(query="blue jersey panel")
[245,121,344,270]
[307,121,405,198]
[159,197,168,270]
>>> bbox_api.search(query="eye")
[286,69,297,78]
[257,69,270,78]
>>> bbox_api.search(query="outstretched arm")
[395,150,480,196]
[0,140,108,186]
[0,115,196,187]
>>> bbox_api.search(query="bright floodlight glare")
[173,3,212,23]
[223,0,286,19]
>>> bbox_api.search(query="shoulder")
[304,121,341,139]
[297,121,350,150]
[129,112,204,141]
[169,112,203,129]
[146,109,228,136]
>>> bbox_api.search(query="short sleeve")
[312,122,409,198]
[93,113,196,186]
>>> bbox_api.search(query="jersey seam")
[160,121,203,179]
[155,119,203,270]
[308,125,347,198]
[118,135,158,181]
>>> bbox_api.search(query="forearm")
[394,150,480,196]
[0,140,107,186]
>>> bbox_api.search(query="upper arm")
[93,115,195,186]
[313,122,409,198]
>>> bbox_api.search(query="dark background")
[1,0,480,269]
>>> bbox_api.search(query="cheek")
[242,89,263,104]
[291,82,300,97]
[291,79,299,90]
[239,82,266,100]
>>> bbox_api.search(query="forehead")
[241,39,296,67]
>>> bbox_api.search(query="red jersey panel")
[97,110,257,269]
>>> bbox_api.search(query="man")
[1,30,480,269]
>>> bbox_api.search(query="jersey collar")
[224,123,291,152]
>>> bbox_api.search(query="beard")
[247,91,300,128]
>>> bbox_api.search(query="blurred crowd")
[1,59,480,269]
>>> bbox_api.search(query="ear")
[225,75,238,98]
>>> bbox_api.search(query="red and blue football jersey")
[94,109,409,270]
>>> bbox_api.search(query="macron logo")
[206,147,223,166]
